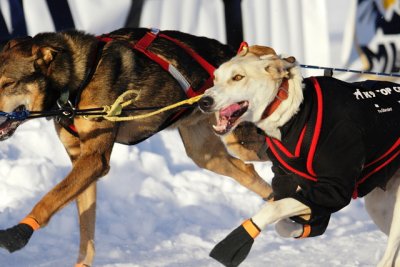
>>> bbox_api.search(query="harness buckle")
[57,100,76,119]
[150,28,160,35]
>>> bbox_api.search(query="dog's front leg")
[210,198,310,267]
[178,118,273,199]
[0,119,117,255]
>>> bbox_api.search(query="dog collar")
[260,78,289,120]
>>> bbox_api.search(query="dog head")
[0,36,66,140]
[199,45,302,139]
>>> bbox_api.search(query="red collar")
[261,79,289,120]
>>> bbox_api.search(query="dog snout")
[198,95,214,112]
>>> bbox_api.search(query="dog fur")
[0,28,272,266]
[199,45,400,266]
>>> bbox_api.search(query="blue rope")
[0,110,30,121]
[300,64,400,78]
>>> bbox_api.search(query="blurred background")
[1,0,399,79]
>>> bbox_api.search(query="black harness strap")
[57,40,107,137]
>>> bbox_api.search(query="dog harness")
[267,76,400,237]
[60,28,216,139]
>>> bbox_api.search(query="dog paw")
[0,223,33,252]
[275,218,303,238]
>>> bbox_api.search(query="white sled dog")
[199,44,400,267]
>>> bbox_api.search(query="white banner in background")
[140,0,331,77]
[241,0,330,70]
[140,0,227,43]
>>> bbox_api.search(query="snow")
[0,121,387,267]
[0,0,390,266]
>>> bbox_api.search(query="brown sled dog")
[0,28,271,266]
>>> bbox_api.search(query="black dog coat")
[266,76,400,237]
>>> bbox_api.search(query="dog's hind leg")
[178,116,273,199]
[365,170,400,267]
[75,184,96,267]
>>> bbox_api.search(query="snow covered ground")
[0,119,388,267]
[0,1,391,266]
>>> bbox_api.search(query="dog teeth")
[213,124,226,133]
[0,117,7,124]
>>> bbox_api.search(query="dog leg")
[210,198,310,266]
[178,118,273,199]
[275,218,304,238]
[0,120,116,254]
[57,125,97,267]
[75,184,96,267]
[251,198,311,229]
[221,122,269,162]
[366,171,400,267]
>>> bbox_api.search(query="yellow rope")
[84,90,203,121]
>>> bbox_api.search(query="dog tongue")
[220,103,242,117]
[213,103,242,134]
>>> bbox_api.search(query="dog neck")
[56,34,104,108]
[257,68,304,140]
[260,79,289,120]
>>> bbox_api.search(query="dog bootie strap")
[0,223,34,252]
[209,219,260,267]
[291,214,331,238]
[19,217,40,230]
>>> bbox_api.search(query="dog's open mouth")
[0,105,26,141]
[213,101,249,135]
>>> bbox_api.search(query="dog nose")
[198,96,214,111]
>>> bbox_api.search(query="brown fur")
[0,28,271,266]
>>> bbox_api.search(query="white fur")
[204,52,303,140]
[257,66,303,139]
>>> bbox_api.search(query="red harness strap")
[95,29,218,131]
[125,28,215,98]
[98,29,215,97]
[266,77,323,182]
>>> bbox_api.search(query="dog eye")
[2,81,15,89]
[232,74,244,81]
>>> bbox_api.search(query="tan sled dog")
[199,45,400,266]
[0,29,272,266]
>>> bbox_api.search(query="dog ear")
[264,55,297,79]
[284,56,296,64]
[248,45,277,57]
[282,56,297,72]
[32,45,61,74]
[33,46,60,64]
[2,36,32,52]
